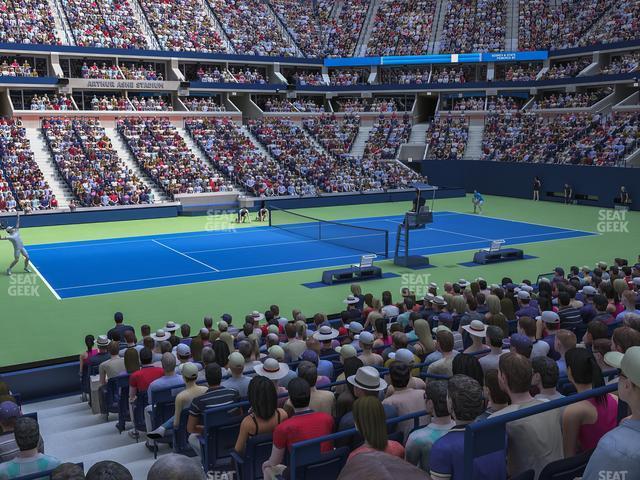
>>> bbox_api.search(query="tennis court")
[26,210,596,299]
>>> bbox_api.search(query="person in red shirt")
[129,347,163,403]
[262,378,334,478]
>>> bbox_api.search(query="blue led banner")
[324,51,548,67]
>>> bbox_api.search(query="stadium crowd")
[181,96,225,112]
[486,95,527,112]
[118,117,229,196]
[79,62,122,80]
[426,115,469,160]
[89,94,132,111]
[362,114,412,161]
[120,64,163,81]
[42,117,152,206]
[531,90,611,110]
[303,114,360,158]
[438,0,506,53]
[29,94,74,111]
[129,95,172,112]
[2,257,638,478]
[0,59,38,77]
[540,57,592,80]
[481,112,640,165]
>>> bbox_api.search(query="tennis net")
[269,206,389,258]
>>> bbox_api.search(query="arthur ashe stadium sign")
[69,79,180,91]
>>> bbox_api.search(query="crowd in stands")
[61,0,149,49]
[601,51,640,75]
[486,95,527,112]
[118,117,230,196]
[292,98,325,113]
[0,0,60,45]
[439,0,506,53]
[425,115,469,160]
[0,59,38,77]
[0,118,55,212]
[42,117,152,206]
[287,69,326,86]
[576,0,640,48]
[362,114,412,161]
[303,114,360,158]
[267,0,334,58]
[186,116,296,196]
[139,0,227,52]
[430,66,470,84]
[79,62,122,79]
[229,67,267,84]
[181,96,225,112]
[194,65,234,83]
[207,0,295,57]
[541,57,592,80]
[324,0,368,57]
[495,62,541,81]
[14,256,636,479]
[365,0,436,56]
[329,69,366,86]
[482,111,640,165]
[29,94,74,111]
[531,89,611,110]
[380,67,431,85]
[89,94,132,111]
[129,95,172,112]
[442,96,486,111]
[255,97,296,113]
[120,63,162,81]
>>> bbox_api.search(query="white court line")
[28,262,62,300]
[448,211,597,235]
[56,270,215,291]
[151,239,220,272]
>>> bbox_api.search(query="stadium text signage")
[69,79,179,91]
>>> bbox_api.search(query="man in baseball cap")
[583,347,640,479]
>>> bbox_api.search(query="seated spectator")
[383,362,427,440]
[491,353,563,478]
[405,379,455,472]
[144,353,184,434]
[262,378,334,479]
[147,453,204,480]
[99,341,125,385]
[532,356,563,401]
[181,96,224,112]
[430,375,506,479]
[120,64,162,81]
[222,352,252,397]
[50,463,85,480]
[0,417,59,478]
[583,346,640,479]
[284,361,334,416]
[84,461,132,480]
[425,115,469,161]
[0,402,44,463]
[0,59,38,77]
[234,376,288,455]
[348,396,405,461]
[427,329,457,377]
[128,347,164,431]
[562,348,618,456]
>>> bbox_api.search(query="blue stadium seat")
[173,408,196,456]
[100,377,122,421]
[230,433,274,480]
[115,375,131,433]
[511,470,535,480]
[287,446,350,480]
[201,403,246,471]
[538,449,594,480]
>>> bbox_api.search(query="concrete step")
[350,126,372,158]
[408,123,429,144]
[26,129,74,207]
[105,127,169,203]
[463,124,484,160]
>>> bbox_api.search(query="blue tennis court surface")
[27,211,596,299]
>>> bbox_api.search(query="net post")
[268,206,272,227]
[384,230,389,258]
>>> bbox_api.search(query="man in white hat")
[254,357,289,399]
[222,352,252,398]
[312,325,339,356]
[462,320,488,354]
[164,322,180,337]
[338,366,397,432]
[582,347,640,479]
[343,295,362,322]
[357,332,383,367]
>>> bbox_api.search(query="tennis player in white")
[1,212,30,275]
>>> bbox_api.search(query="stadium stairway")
[429,0,448,53]
[350,126,372,158]
[241,124,276,160]
[176,126,226,179]
[26,129,74,208]
[105,127,169,204]
[408,122,429,145]
[463,123,485,160]
[47,0,73,45]
[354,0,381,57]
[505,0,519,50]
[22,394,167,479]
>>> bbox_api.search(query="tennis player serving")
[1,212,30,276]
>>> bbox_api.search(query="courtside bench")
[473,247,524,264]
[321,254,382,285]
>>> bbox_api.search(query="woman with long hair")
[234,376,288,455]
[348,396,404,460]
[123,347,140,374]
[79,334,98,374]
[562,348,618,456]
[381,290,400,318]
[411,319,435,358]
[372,314,391,349]
[212,339,230,369]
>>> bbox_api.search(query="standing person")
[472,190,484,214]
[107,312,134,341]
[582,347,640,480]
[533,176,542,201]
[1,212,30,275]
[564,183,573,205]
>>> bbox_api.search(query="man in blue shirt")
[430,374,507,479]
[583,346,640,480]
[144,353,184,434]
[472,190,484,214]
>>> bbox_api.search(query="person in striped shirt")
[557,292,583,332]
[0,417,59,480]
